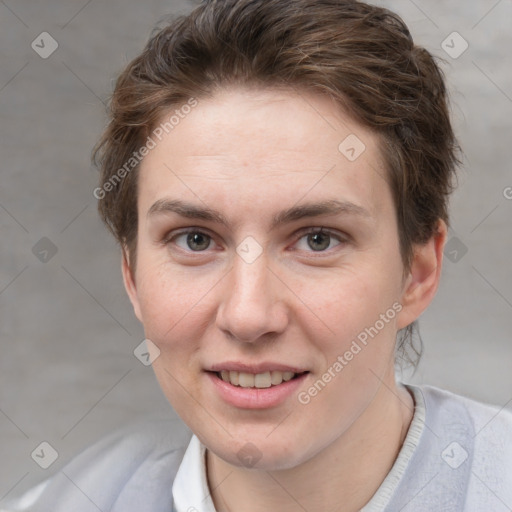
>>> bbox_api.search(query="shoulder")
[1,417,191,512]
[417,384,512,441]
[411,384,512,508]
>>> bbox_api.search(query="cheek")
[298,267,402,406]
[298,264,400,344]
[296,271,400,424]
[135,265,212,418]
[136,263,199,342]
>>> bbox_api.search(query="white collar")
[172,434,217,512]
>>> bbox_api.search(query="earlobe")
[121,249,143,323]
[396,220,447,330]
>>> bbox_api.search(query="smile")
[216,370,307,388]
[206,369,310,409]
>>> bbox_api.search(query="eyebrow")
[147,198,372,230]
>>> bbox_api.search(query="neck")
[206,381,414,512]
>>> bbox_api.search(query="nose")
[215,249,288,343]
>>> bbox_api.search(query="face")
[123,86,419,470]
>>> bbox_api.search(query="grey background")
[1,0,511,500]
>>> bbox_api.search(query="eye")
[167,229,214,252]
[294,227,346,253]
[163,226,348,255]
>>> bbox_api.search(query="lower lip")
[206,371,309,409]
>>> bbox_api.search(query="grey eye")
[186,232,212,251]
[307,231,331,251]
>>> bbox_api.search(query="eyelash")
[162,227,349,256]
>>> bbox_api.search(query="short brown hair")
[93,0,461,368]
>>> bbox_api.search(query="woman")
[3,0,511,510]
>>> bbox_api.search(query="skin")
[122,86,447,511]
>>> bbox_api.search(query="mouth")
[205,367,310,409]
[212,370,309,389]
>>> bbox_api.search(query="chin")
[208,432,313,471]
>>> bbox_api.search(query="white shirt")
[2,384,512,511]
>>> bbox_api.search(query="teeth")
[238,372,255,388]
[282,371,295,382]
[229,371,239,386]
[218,370,300,388]
[254,372,272,388]
[271,371,283,385]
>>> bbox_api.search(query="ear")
[121,247,143,323]
[396,219,447,330]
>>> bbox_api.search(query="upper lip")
[207,362,309,374]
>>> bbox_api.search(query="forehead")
[138,87,390,220]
